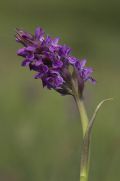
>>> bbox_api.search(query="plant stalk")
[76,97,89,137]
[72,78,91,181]
[76,97,90,181]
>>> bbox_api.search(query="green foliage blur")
[0,0,120,180]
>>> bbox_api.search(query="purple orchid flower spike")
[16,27,95,97]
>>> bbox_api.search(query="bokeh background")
[0,0,120,181]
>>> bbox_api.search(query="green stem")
[80,176,88,181]
[71,78,89,137]
[71,78,91,181]
[76,98,89,137]
[76,97,90,181]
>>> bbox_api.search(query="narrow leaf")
[80,98,113,175]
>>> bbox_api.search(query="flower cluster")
[16,27,95,96]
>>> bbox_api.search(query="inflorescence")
[16,27,95,96]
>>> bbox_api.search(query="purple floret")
[16,27,95,96]
[75,60,96,82]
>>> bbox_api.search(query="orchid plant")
[16,27,112,181]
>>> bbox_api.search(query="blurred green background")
[0,0,120,181]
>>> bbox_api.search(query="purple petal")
[17,47,26,56]
[51,37,60,46]
[35,27,44,41]
[35,60,42,66]
[49,70,60,76]
[53,60,63,68]
[59,45,71,56]
[68,56,77,64]
[34,73,42,79]
[87,77,96,84]
[16,29,33,41]
[21,59,30,66]
[46,75,64,89]
[84,67,93,77]
[55,76,64,87]
[49,46,56,53]
[80,59,87,68]
[75,61,81,71]
[45,36,52,45]
[40,64,48,73]
[26,46,35,52]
